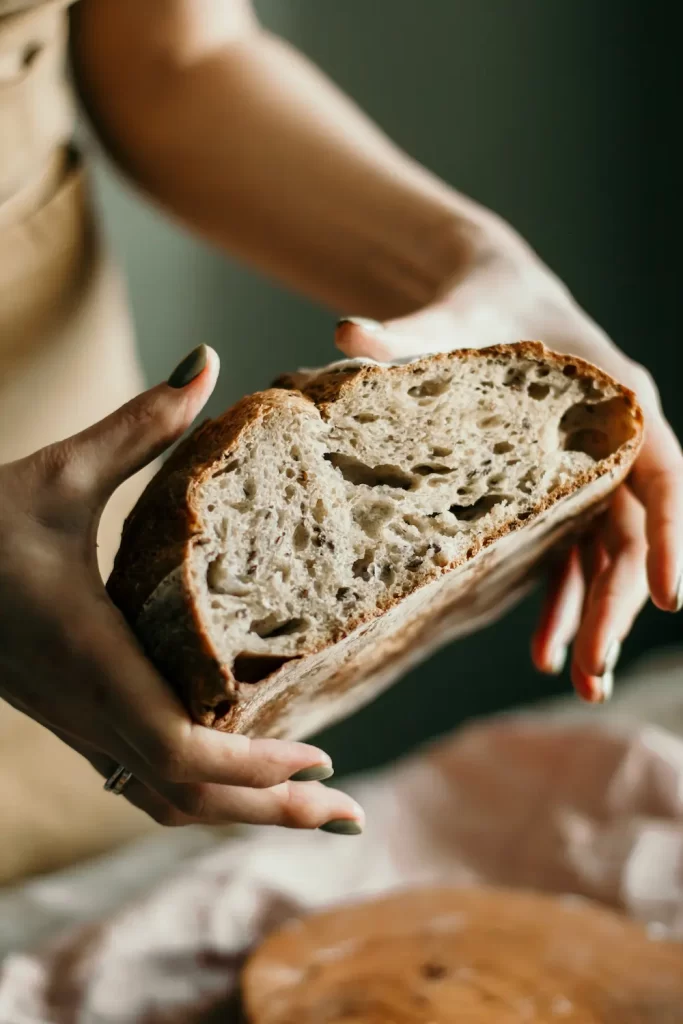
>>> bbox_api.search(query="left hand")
[335,223,683,703]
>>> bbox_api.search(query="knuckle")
[278,784,320,830]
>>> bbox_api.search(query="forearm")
[71,1,510,318]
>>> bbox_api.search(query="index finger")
[628,418,683,612]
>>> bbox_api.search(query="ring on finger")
[104,763,134,796]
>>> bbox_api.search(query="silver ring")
[104,764,134,796]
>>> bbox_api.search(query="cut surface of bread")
[108,343,642,738]
[241,886,683,1023]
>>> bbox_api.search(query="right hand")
[0,346,363,834]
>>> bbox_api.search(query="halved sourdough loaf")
[241,886,683,1023]
[108,343,643,739]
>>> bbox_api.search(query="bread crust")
[107,343,643,736]
[241,886,683,1024]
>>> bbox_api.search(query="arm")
[70,0,509,319]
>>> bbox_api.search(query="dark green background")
[96,1,682,776]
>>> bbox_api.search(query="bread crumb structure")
[108,344,642,738]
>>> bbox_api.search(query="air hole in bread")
[293,523,310,551]
[478,415,504,429]
[493,441,514,454]
[207,559,251,596]
[251,615,307,639]
[431,446,453,457]
[449,494,514,522]
[581,379,605,401]
[232,652,298,684]
[352,549,375,580]
[560,397,637,460]
[407,378,451,398]
[324,453,414,490]
[354,501,396,539]
[380,564,396,585]
[503,368,527,387]
[312,499,327,523]
[354,412,379,423]
[563,364,578,377]
[518,470,536,494]
[212,459,240,478]
[528,382,551,400]
[412,464,452,476]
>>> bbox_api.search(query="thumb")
[58,344,219,505]
[335,310,461,363]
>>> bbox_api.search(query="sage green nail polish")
[290,764,334,783]
[168,345,208,388]
[319,818,363,835]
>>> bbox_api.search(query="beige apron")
[0,0,159,885]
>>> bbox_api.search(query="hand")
[0,346,363,834]
[335,222,683,703]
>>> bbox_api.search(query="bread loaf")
[241,886,683,1023]
[108,342,643,738]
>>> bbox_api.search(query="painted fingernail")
[602,638,621,677]
[596,672,614,703]
[167,344,208,388]
[549,645,568,675]
[319,818,363,835]
[289,764,334,783]
[674,572,683,613]
[337,317,385,334]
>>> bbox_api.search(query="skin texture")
[0,0,679,836]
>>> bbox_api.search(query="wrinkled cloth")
[0,649,682,1023]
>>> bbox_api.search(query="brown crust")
[108,343,643,732]
[242,886,683,1024]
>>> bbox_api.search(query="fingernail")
[596,672,614,703]
[337,317,385,334]
[319,818,363,835]
[602,639,621,677]
[167,345,208,388]
[674,572,683,613]
[289,764,334,783]
[549,645,568,676]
